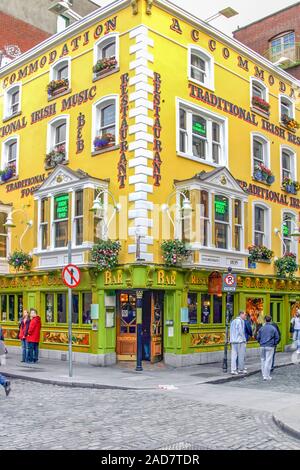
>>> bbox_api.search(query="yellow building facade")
[0,0,299,366]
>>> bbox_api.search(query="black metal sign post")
[222,267,236,373]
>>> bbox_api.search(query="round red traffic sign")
[62,264,81,288]
[224,274,235,286]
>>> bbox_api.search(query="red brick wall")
[0,11,50,61]
[233,3,300,56]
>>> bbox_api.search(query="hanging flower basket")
[161,240,191,267]
[282,177,300,195]
[252,96,270,113]
[275,253,298,279]
[0,163,16,182]
[8,250,33,271]
[93,57,118,76]
[47,79,69,96]
[253,163,274,185]
[248,245,273,264]
[93,133,115,151]
[281,114,300,131]
[45,144,67,169]
[91,240,121,271]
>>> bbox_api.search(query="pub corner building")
[0,0,300,367]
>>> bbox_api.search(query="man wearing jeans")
[230,311,247,375]
[257,315,279,381]
[0,373,11,396]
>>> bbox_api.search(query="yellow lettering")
[105,271,112,285]
[171,274,176,285]
[117,271,123,284]
[158,270,165,285]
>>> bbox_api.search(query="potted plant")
[45,144,67,169]
[253,163,274,185]
[0,163,16,182]
[248,245,274,264]
[161,239,191,267]
[8,250,33,271]
[281,114,300,131]
[282,177,300,195]
[91,240,121,271]
[252,96,270,114]
[47,78,69,96]
[93,56,118,76]
[93,133,115,151]
[275,253,298,279]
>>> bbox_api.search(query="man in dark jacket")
[270,320,281,372]
[257,315,279,381]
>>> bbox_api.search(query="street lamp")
[4,207,33,250]
[161,190,193,238]
[205,7,239,23]
[90,188,121,238]
[274,216,300,255]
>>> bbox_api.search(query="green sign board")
[193,121,206,136]
[283,223,289,237]
[215,200,227,215]
[55,194,69,219]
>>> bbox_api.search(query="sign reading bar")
[55,194,69,219]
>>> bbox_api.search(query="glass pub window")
[0,212,7,257]
[214,195,229,249]
[54,194,69,248]
[234,200,242,251]
[213,295,223,323]
[200,190,209,246]
[74,190,83,246]
[45,293,54,323]
[0,294,23,321]
[201,294,210,323]
[40,198,48,250]
[57,293,67,323]
[192,114,207,159]
[82,292,92,324]
[187,292,198,324]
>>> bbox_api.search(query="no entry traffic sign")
[222,272,237,292]
[62,264,81,288]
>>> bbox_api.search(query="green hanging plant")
[161,239,191,267]
[274,253,298,279]
[8,250,33,271]
[91,240,121,271]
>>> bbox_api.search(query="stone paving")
[0,379,300,450]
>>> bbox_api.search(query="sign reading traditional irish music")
[62,264,81,288]
[55,194,69,219]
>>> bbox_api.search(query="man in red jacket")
[26,309,42,364]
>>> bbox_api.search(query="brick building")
[233,2,300,79]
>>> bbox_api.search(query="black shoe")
[4,381,11,397]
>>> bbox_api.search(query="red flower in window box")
[252,96,270,113]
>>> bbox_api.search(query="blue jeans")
[143,341,150,361]
[293,330,300,350]
[21,339,28,362]
[0,373,7,386]
[27,342,39,363]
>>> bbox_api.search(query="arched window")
[270,31,295,62]
[93,34,119,79]
[282,212,297,255]
[280,95,294,120]
[252,133,270,177]
[250,78,269,114]
[281,147,296,183]
[4,84,21,119]
[92,96,118,151]
[46,116,69,168]
[48,58,71,97]
[188,46,214,90]
[253,203,271,248]
[1,136,19,177]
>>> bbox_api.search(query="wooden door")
[151,292,164,363]
[116,292,137,360]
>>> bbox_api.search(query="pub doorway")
[116,290,164,363]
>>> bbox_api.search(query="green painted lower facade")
[0,265,298,366]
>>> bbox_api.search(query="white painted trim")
[1,134,20,175]
[280,144,297,185]
[250,131,271,175]
[3,82,22,120]
[49,56,71,85]
[91,94,119,151]
[188,44,215,92]
[93,32,120,67]
[129,174,148,184]
[252,201,272,249]
[278,93,295,120]
[281,208,298,259]
[46,114,70,159]
[250,76,269,104]
[129,192,148,202]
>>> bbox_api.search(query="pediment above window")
[34,165,109,197]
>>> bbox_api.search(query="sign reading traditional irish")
[62,264,81,288]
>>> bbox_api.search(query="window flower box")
[253,163,274,185]
[0,163,16,182]
[93,133,115,151]
[248,245,273,264]
[281,114,300,132]
[93,56,118,76]
[45,144,67,169]
[251,96,270,114]
[47,79,69,96]
[282,177,300,195]
[275,253,298,280]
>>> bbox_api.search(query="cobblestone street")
[1,372,300,450]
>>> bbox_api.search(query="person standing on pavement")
[0,373,10,396]
[26,309,42,363]
[291,310,300,353]
[0,326,10,395]
[257,315,279,381]
[230,311,247,375]
[270,320,281,372]
[18,310,30,363]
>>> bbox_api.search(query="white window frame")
[250,77,269,104]
[38,197,49,251]
[3,83,22,119]
[93,33,119,75]
[188,45,215,91]
[50,57,71,87]
[72,189,84,247]
[279,94,295,120]
[1,135,20,176]
[0,204,11,259]
[214,194,230,250]
[252,202,271,248]
[280,145,296,184]
[270,31,295,61]
[251,132,270,174]
[176,98,228,167]
[91,95,119,151]
[47,115,70,159]
[281,210,298,258]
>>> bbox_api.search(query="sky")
[95,0,299,37]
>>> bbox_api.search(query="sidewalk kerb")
[272,415,300,442]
